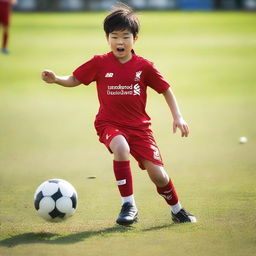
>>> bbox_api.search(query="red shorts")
[95,121,164,170]
[0,2,11,26]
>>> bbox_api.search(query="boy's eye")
[124,37,130,39]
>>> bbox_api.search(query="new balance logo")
[105,72,114,78]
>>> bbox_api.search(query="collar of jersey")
[108,49,136,66]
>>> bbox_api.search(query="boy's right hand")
[41,70,57,84]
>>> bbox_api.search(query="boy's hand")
[41,70,57,84]
[173,117,189,137]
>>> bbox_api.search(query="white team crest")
[134,71,142,81]
[133,84,141,95]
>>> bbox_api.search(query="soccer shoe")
[1,48,10,54]
[172,208,197,223]
[116,202,138,226]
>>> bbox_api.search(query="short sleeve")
[73,56,98,85]
[144,62,170,93]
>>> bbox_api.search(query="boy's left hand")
[173,117,189,137]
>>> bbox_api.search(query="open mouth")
[117,47,125,53]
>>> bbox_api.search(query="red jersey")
[73,50,170,129]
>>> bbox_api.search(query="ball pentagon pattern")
[34,179,78,221]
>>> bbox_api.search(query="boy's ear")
[134,34,138,41]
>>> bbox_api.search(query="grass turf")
[0,11,256,256]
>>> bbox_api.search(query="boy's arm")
[162,88,189,137]
[41,70,81,87]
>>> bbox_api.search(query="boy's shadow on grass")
[0,224,173,247]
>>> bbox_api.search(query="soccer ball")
[34,179,78,221]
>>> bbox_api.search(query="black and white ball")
[34,179,78,221]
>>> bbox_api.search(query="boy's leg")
[142,159,196,223]
[109,135,138,225]
[2,26,9,51]
[110,135,134,201]
[142,159,181,213]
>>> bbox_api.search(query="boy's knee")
[144,162,169,187]
[110,135,130,160]
[114,143,130,157]
[152,176,169,187]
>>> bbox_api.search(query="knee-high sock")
[157,179,179,206]
[113,160,133,197]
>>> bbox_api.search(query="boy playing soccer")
[41,4,196,225]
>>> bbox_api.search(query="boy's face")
[107,30,138,63]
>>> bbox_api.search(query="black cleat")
[1,48,10,54]
[172,208,197,223]
[116,202,138,226]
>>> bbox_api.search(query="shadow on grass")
[0,223,174,247]
[0,225,130,247]
[142,223,174,232]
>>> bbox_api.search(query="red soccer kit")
[73,50,170,169]
[0,0,11,26]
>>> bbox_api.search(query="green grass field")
[0,11,256,256]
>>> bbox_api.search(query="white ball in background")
[239,137,248,144]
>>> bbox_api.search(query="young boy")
[0,0,17,54]
[41,4,196,225]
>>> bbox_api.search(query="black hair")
[104,3,140,39]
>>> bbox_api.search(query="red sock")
[157,179,179,205]
[2,31,8,49]
[113,160,133,197]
